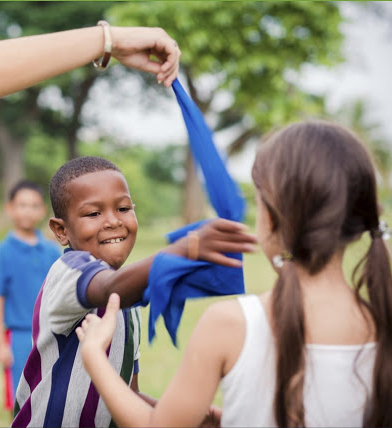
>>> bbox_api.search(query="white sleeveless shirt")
[221,295,376,427]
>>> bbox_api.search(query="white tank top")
[220,295,376,427]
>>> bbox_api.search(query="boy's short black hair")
[50,156,121,219]
[8,179,45,202]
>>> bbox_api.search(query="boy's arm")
[0,25,180,97]
[0,297,13,368]
[86,218,257,308]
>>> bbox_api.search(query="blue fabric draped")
[137,78,247,346]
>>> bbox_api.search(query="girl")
[76,120,392,427]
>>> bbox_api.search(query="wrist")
[93,21,112,71]
[163,236,188,259]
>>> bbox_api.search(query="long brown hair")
[251,121,392,427]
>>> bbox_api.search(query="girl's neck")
[296,251,348,293]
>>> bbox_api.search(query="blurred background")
[0,1,391,423]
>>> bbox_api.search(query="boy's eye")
[85,212,100,217]
[118,204,135,213]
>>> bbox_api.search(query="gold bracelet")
[187,231,200,260]
[93,20,112,71]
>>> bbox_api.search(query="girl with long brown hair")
[77,120,392,427]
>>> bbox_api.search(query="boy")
[12,156,257,428]
[0,180,61,409]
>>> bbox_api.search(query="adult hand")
[111,26,181,87]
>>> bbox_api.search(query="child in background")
[0,180,61,409]
[77,120,392,427]
[12,156,257,427]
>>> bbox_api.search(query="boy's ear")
[49,217,69,246]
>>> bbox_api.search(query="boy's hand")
[200,405,221,427]
[196,218,258,267]
[76,293,120,359]
[0,343,13,368]
[166,218,258,268]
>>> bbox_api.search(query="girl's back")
[220,294,376,427]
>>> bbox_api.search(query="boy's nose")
[103,213,122,229]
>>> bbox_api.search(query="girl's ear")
[49,217,69,246]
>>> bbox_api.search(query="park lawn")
[0,217,387,426]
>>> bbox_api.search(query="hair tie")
[370,220,391,241]
[272,251,293,268]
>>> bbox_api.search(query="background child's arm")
[0,25,180,97]
[77,293,239,427]
[85,218,257,308]
[0,297,13,368]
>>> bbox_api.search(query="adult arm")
[77,293,244,427]
[86,218,258,308]
[0,25,180,97]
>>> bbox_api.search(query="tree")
[333,99,392,193]
[109,1,343,222]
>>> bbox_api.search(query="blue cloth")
[138,79,247,346]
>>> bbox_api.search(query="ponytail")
[353,236,392,427]
[272,261,306,427]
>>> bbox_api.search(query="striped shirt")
[12,250,141,428]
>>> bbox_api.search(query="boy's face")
[50,170,138,270]
[6,189,46,232]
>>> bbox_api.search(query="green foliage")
[22,129,185,225]
[110,2,343,136]
[23,129,68,198]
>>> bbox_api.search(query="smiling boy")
[12,156,257,428]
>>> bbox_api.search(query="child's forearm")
[86,255,159,308]
[82,346,153,427]
[86,238,188,308]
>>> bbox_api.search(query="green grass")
[0,216,390,426]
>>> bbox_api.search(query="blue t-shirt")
[0,231,61,330]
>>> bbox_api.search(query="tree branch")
[226,128,259,157]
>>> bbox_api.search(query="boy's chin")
[100,251,129,270]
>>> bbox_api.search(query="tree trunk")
[181,69,211,224]
[66,71,97,160]
[182,148,207,224]
[0,122,24,202]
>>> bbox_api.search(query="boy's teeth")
[103,238,124,244]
